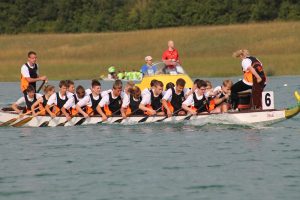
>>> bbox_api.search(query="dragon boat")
[1,91,299,128]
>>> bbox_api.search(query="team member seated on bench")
[182,80,209,115]
[31,85,55,116]
[45,80,69,119]
[121,86,144,119]
[139,81,165,116]
[76,80,103,118]
[12,85,42,115]
[96,80,123,121]
[162,78,189,117]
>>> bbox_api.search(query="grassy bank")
[0,21,300,81]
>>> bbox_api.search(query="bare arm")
[120,107,127,119]
[249,66,262,83]
[96,105,107,121]
[25,76,47,83]
[45,104,56,118]
[139,104,155,115]
[182,104,196,115]
[162,99,172,117]
[76,104,89,118]
[12,103,22,114]
[31,98,42,116]
[61,107,71,121]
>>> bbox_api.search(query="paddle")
[37,80,46,93]
[113,108,142,123]
[0,106,40,127]
[12,106,50,127]
[97,108,122,124]
[184,101,208,120]
[155,108,183,123]
[138,107,162,123]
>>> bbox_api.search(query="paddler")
[96,80,123,121]
[31,85,55,116]
[162,78,190,117]
[20,51,47,94]
[141,79,158,97]
[121,86,144,118]
[231,49,267,109]
[209,80,233,113]
[45,80,69,118]
[62,85,86,120]
[66,80,75,98]
[11,85,43,115]
[182,80,209,115]
[76,80,103,118]
[139,80,165,116]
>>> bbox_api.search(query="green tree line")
[0,0,299,34]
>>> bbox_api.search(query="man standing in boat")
[231,49,267,109]
[20,51,48,94]
[162,40,180,73]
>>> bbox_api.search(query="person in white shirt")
[209,80,233,113]
[12,85,43,115]
[120,86,144,119]
[45,80,69,119]
[231,49,266,109]
[31,85,55,116]
[141,79,158,97]
[162,78,189,117]
[76,80,103,118]
[96,80,123,121]
[66,80,75,99]
[139,81,165,116]
[20,51,47,93]
[61,85,86,120]
[182,80,209,115]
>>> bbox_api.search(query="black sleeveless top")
[42,95,48,107]
[193,93,208,113]
[24,94,37,109]
[246,56,266,80]
[25,63,38,92]
[108,92,122,115]
[150,90,162,111]
[170,87,185,112]
[90,93,102,114]
[56,92,68,109]
[129,95,143,115]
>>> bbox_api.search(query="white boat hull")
[0,107,298,128]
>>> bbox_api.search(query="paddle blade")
[12,117,33,127]
[156,116,168,122]
[184,114,193,120]
[0,118,18,127]
[57,121,68,126]
[138,116,149,123]
[39,121,50,127]
[75,118,86,126]
[113,118,123,123]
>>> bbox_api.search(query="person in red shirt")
[162,40,180,72]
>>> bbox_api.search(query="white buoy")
[283,84,288,87]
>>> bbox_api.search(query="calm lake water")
[0,76,300,200]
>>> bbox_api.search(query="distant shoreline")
[1,21,299,81]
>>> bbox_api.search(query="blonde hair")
[43,85,55,93]
[232,49,250,58]
[205,80,212,89]
[223,80,233,88]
